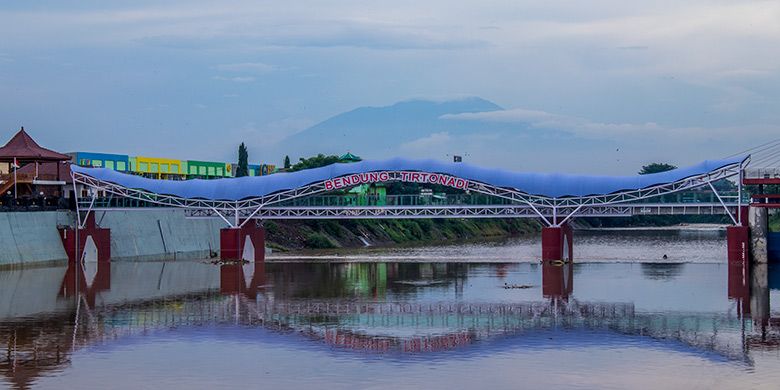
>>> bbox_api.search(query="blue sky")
[0,1,778,173]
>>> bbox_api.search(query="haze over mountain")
[282,97,506,158]
[277,95,753,174]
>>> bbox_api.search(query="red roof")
[0,127,71,161]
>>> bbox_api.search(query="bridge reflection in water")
[1,259,779,389]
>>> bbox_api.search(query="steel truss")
[72,157,749,227]
[180,202,738,220]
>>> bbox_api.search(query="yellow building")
[132,156,184,178]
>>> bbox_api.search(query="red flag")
[11,158,19,169]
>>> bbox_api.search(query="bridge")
[62,142,780,264]
[70,156,747,225]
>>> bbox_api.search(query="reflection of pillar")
[542,261,573,298]
[541,223,573,262]
[727,241,750,317]
[59,261,111,307]
[751,261,770,327]
[58,213,111,264]
[220,261,266,297]
[220,221,266,262]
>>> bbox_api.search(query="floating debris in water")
[209,259,250,265]
[502,283,534,289]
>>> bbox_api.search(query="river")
[1,229,779,389]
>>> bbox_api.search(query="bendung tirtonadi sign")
[324,171,469,191]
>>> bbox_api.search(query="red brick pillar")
[727,225,750,264]
[58,213,111,264]
[541,223,573,262]
[220,221,266,262]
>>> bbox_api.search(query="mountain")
[281,97,505,159]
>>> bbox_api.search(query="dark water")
[2,231,780,389]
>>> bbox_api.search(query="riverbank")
[0,209,541,268]
[0,208,750,268]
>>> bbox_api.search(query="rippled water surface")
[2,230,780,389]
[272,228,729,263]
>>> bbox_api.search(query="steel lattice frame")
[72,157,748,227]
[179,202,738,220]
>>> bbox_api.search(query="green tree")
[290,154,342,172]
[236,142,249,177]
[638,163,677,175]
[284,155,291,170]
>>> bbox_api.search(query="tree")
[284,155,291,170]
[236,143,249,177]
[639,163,677,175]
[290,154,341,172]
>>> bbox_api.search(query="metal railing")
[271,191,743,207]
[76,190,745,211]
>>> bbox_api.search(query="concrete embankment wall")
[96,209,223,262]
[0,211,72,267]
[0,210,226,267]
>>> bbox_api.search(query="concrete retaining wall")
[0,211,71,267]
[95,209,224,262]
[0,210,228,267]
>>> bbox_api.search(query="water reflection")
[59,261,111,308]
[542,261,573,299]
[1,259,780,389]
[640,263,685,281]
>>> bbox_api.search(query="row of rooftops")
[0,127,278,179]
[0,127,363,182]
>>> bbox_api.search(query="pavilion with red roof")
[0,127,71,201]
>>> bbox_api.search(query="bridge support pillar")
[727,225,750,264]
[220,221,265,262]
[749,207,769,264]
[59,213,111,264]
[727,225,750,315]
[541,223,573,262]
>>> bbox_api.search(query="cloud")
[399,132,452,152]
[215,62,276,73]
[443,108,673,139]
[213,75,255,83]
[2,0,779,173]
